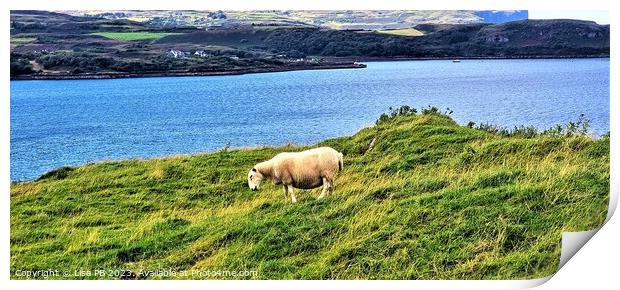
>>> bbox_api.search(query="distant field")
[10,37,36,48]
[376,28,424,36]
[91,32,182,41]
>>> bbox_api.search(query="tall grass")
[10,107,609,279]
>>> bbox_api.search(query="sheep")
[247,147,344,203]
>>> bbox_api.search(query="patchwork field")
[91,32,183,41]
[10,36,37,49]
[376,28,425,37]
[10,108,609,279]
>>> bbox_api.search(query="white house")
[168,49,187,58]
[194,50,210,57]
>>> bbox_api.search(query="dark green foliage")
[10,57,33,75]
[36,166,75,181]
[262,20,609,58]
[475,114,595,138]
[376,105,455,125]
[376,105,418,125]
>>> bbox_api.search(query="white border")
[2,1,617,289]
[1,0,615,11]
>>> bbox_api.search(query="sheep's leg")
[318,177,329,199]
[326,177,334,196]
[324,177,334,196]
[288,185,297,203]
[283,185,289,201]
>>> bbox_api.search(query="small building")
[168,49,187,58]
[194,50,209,57]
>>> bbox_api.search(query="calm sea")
[10,59,610,181]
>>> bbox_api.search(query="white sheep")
[247,147,344,203]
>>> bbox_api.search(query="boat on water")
[452,59,461,63]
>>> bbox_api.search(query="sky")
[528,10,609,24]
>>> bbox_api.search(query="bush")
[376,105,418,125]
[37,166,75,181]
[376,105,456,125]
[475,114,592,138]
[10,58,33,75]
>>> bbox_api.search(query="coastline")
[9,55,609,81]
[10,63,367,81]
[337,54,610,62]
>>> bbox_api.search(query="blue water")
[10,59,609,181]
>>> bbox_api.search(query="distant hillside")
[157,19,609,58]
[61,10,528,30]
[10,11,609,79]
[469,20,609,55]
[10,10,150,33]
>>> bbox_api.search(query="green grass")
[376,28,425,37]
[91,32,182,41]
[10,110,609,280]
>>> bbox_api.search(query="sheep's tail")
[338,152,344,171]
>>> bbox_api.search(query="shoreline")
[11,115,609,183]
[10,63,366,81]
[336,54,610,62]
[10,55,609,81]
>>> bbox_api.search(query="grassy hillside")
[10,109,609,279]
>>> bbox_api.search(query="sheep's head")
[247,167,264,191]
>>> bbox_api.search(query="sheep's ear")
[251,168,257,172]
